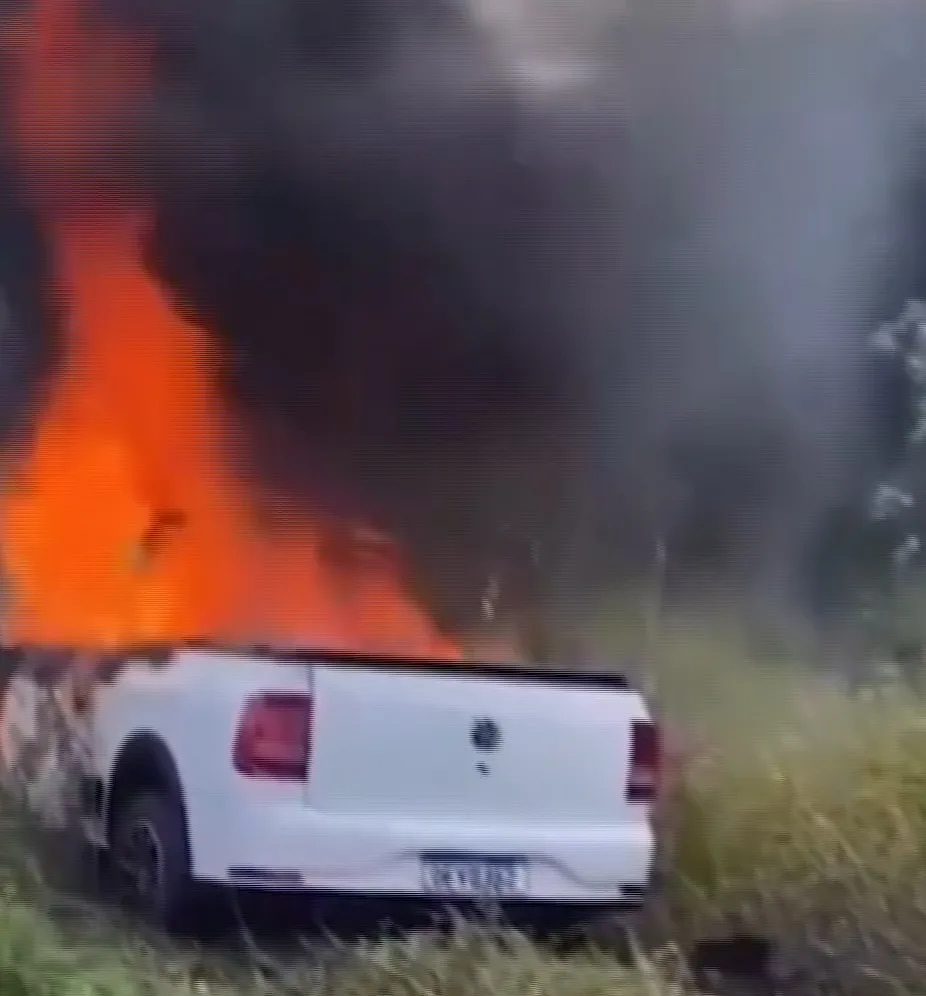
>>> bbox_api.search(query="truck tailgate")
[306,663,649,824]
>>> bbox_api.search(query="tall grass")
[0,876,680,996]
[633,615,926,992]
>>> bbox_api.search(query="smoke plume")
[3,0,926,645]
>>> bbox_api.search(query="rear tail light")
[233,693,313,781]
[627,719,661,803]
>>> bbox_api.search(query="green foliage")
[0,810,678,996]
[0,889,677,996]
[642,616,926,993]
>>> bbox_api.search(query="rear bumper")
[189,806,655,904]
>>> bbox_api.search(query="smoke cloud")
[3,0,926,644]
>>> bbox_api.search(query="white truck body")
[0,646,659,923]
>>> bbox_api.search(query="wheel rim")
[116,818,164,912]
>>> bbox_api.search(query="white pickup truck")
[0,645,659,933]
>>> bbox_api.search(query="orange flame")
[0,0,460,658]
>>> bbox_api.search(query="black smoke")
[0,174,60,459]
[132,0,617,640]
[3,0,926,648]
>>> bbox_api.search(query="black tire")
[108,790,195,933]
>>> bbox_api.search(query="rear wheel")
[109,791,195,933]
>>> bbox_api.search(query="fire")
[0,0,460,658]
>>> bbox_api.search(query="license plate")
[420,855,529,898]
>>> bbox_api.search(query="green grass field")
[4,613,926,996]
[634,616,926,994]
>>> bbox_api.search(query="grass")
[0,866,682,996]
[5,611,926,994]
[630,615,926,994]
